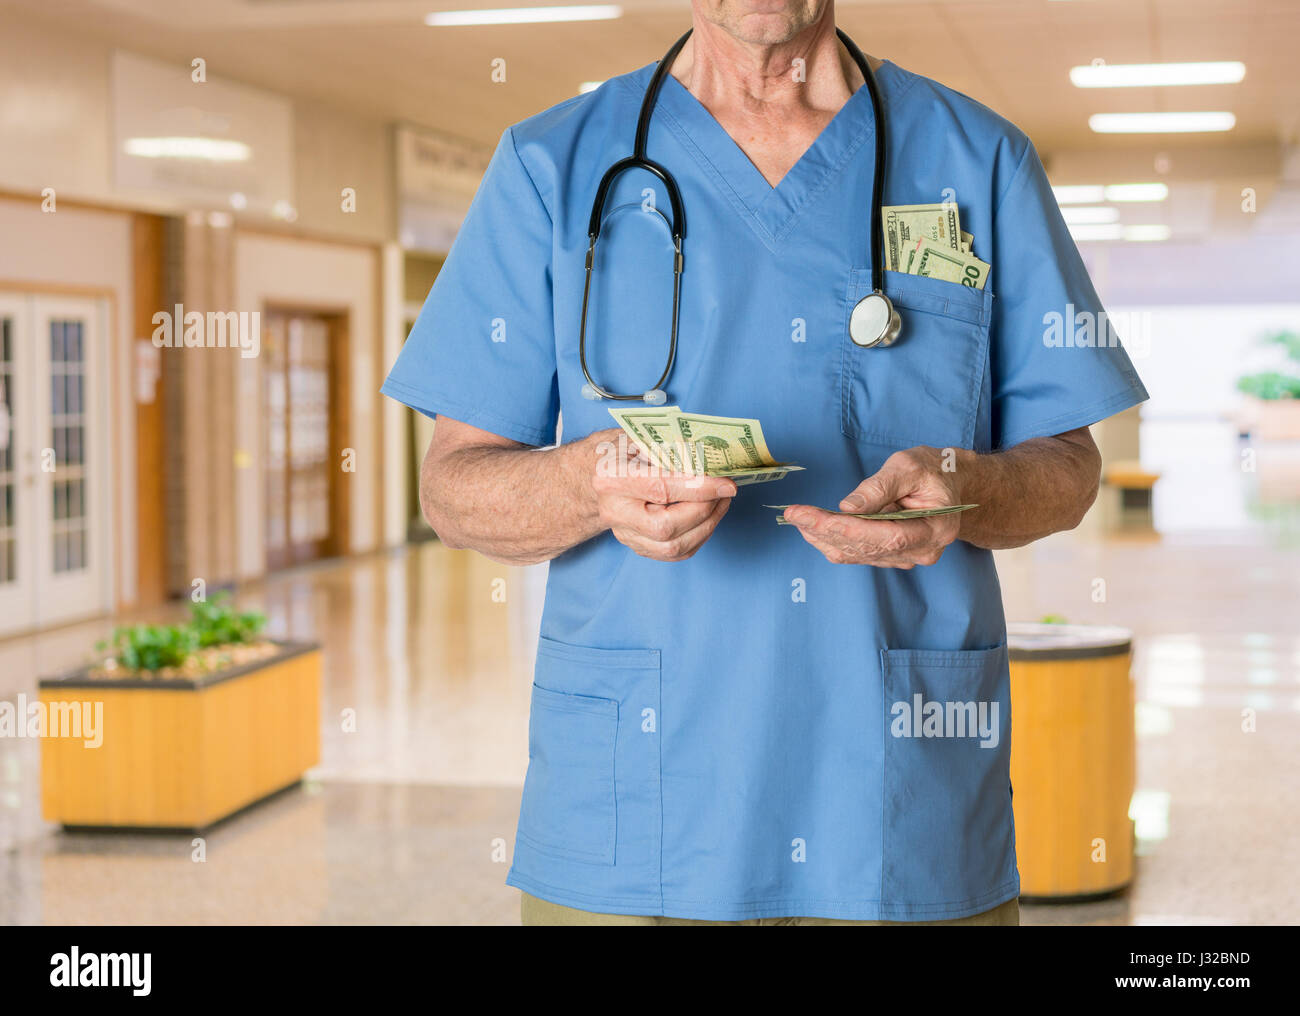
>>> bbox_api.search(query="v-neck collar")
[622,60,906,250]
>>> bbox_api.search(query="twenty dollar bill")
[766,503,979,525]
[609,406,803,486]
[882,202,990,289]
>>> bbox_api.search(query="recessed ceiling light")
[1070,61,1246,88]
[1089,112,1236,133]
[123,137,251,161]
[1055,183,1170,205]
[1105,183,1169,202]
[1068,224,1124,243]
[1060,205,1121,225]
[1123,225,1172,242]
[1053,185,1106,205]
[426,5,623,26]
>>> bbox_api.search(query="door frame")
[0,292,34,631]
[32,295,112,624]
[0,290,114,636]
[261,303,351,571]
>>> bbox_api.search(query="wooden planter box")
[39,642,321,831]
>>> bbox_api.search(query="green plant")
[92,592,268,675]
[1237,331,1300,401]
[1265,330,1300,361]
[1237,371,1300,401]
[102,623,197,673]
[188,592,267,648]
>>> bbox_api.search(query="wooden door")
[262,310,345,570]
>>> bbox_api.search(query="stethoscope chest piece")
[849,291,901,348]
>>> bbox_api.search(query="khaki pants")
[521,892,1019,926]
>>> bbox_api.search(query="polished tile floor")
[1,421,1297,925]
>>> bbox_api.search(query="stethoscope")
[579,26,900,404]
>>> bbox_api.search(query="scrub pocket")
[880,643,1016,909]
[841,268,993,451]
[516,637,661,869]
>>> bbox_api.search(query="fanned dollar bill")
[609,406,802,485]
[766,503,978,525]
[882,202,990,289]
[607,407,690,473]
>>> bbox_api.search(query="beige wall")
[0,14,117,208]
[293,101,395,244]
[0,6,396,244]
[0,6,411,607]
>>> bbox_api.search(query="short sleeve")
[381,127,559,446]
[989,142,1149,450]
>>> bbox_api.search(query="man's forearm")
[954,429,1101,550]
[423,422,1099,563]
[422,435,602,566]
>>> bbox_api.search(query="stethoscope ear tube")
[586,158,686,243]
[635,30,693,163]
[578,221,684,402]
[835,28,888,297]
[579,29,693,402]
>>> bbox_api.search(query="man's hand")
[781,447,961,568]
[780,427,1103,564]
[588,429,736,562]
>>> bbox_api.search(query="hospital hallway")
[0,418,1296,926]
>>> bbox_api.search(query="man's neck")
[670,12,869,117]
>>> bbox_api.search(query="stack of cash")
[765,503,979,525]
[609,407,803,486]
[882,203,991,289]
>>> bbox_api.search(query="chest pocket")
[840,268,993,451]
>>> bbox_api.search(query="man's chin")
[724,8,823,47]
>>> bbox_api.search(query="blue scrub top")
[383,58,1148,921]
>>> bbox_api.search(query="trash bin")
[1008,622,1135,901]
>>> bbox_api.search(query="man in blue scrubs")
[383,0,1148,925]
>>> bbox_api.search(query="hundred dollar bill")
[882,203,962,271]
[911,239,990,290]
[766,503,978,524]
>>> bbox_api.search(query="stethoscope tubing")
[579,26,887,401]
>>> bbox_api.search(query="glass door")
[0,295,34,633]
[0,294,109,637]
[263,310,337,570]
